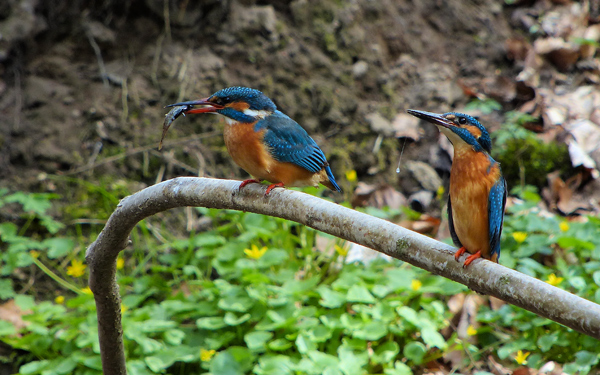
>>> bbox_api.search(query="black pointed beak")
[406,109,454,129]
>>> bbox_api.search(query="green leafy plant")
[2,183,600,374]
[464,98,502,115]
[492,111,571,188]
[1,191,469,375]
[0,190,73,297]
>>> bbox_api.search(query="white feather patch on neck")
[438,126,462,145]
[224,117,236,126]
[243,109,270,119]
[438,126,475,155]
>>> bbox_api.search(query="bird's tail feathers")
[323,166,342,192]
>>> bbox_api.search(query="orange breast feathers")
[223,122,325,187]
[449,147,502,259]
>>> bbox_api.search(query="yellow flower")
[80,287,93,295]
[55,295,65,304]
[512,232,527,244]
[116,258,124,270]
[546,273,564,286]
[244,244,267,260]
[514,350,530,365]
[67,259,86,278]
[466,325,477,336]
[559,221,570,232]
[411,279,422,291]
[200,349,216,362]
[335,244,349,256]
[436,186,445,200]
[30,250,40,259]
[345,169,357,182]
[121,304,128,313]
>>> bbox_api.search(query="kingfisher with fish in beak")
[161,86,341,195]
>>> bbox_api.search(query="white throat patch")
[438,126,462,145]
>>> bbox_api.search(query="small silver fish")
[158,105,190,150]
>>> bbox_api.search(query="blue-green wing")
[488,176,507,259]
[256,111,329,173]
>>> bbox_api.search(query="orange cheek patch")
[228,101,251,112]
[464,125,482,139]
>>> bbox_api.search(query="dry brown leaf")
[512,366,533,375]
[351,182,407,209]
[398,214,441,236]
[391,113,423,141]
[542,86,600,124]
[447,293,465,315]
[443,294,486,368]
[565,119,600,174]
[515,47,544,89]
[365,112,393,136]
[0,300,29,331]
[411,215,441,234]
[581,25,600,58]
[457,78,486,99]
[489,296,506,310]
[488,355,513,375]
[482,75,518,102]
[404,161,442,192]
[457,294,485,339]
[533,38,580,71]
[543,171,596,215]
[540,5,586,38]
[505,37,531,62]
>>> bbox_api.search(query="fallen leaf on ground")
[398,214,441,236]
[534,37,580,71]
[0,300,29,331]
[542,171,597,215]
[391,113,423,141]
[351,182,407,209]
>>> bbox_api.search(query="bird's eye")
[213,97,224,106]
[458,117,467,125]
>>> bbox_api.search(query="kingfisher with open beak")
[163,86,341,195]
[407,110,507,267]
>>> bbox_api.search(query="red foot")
[239,179,260,190]
[463,250,482,268]
[454,247,467,262]
[265,182,285,195]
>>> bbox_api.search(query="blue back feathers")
[256,111,341,191]
[256,111,326,173]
